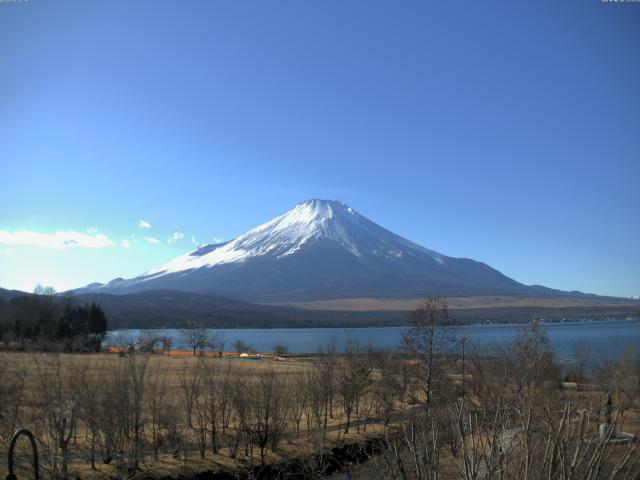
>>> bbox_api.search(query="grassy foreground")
[0,349,406,479]
[1,320,640,480]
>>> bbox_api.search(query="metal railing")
[6,428,39,480]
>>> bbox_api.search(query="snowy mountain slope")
[144,199,444,277]
[75,200,561,302]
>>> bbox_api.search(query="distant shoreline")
[107,316,640,332]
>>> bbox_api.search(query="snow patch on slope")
[141,199,445,278]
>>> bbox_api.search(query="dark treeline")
[0,285,108,351]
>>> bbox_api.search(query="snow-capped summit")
[79,199,533,302]
[144,199,444,277]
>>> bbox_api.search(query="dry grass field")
[0,350,407,479]
[1,319,639,480]
[274,295,640,312]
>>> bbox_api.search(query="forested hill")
[0,288,108,350]
[0,287,29,302]
[72,290,407,329]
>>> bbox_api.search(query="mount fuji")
[76,200,575,302]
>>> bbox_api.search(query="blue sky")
[0,0,638,297]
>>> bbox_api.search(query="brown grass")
[0,351,398,479]
[269,295,638,311]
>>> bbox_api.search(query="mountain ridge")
[72,199,600,302]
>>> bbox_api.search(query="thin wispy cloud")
[138,220,152,229]
[121,239,131,248]
[0,247,15,255]
[168,232,185,244]
[0,230,116,250]
[190,235,222,247]
[144,237,160,244]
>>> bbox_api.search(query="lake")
[107,318,639,360]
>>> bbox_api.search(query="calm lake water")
[107,319,640,360]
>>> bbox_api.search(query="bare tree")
[317,338,338,420]
[252,368,289,465]
[0,353,27,444]
[337,337,372,433]
[370,348,401,427]
[210,331,227,357]
[306,367,329,453]
[181,323,209,356]
[33,354,78,480]
[146,364,174,459]
[272,342,289,356]
[200,359,226,453]
[402,297,457,406]
[382,406,442,480]
[76,360,102,469]
[33,284,57,296]
[594,344,639,422]
[290,371,308,437]
[125,349,151,469]
[571,341,592,391]
[95,357,129,466]
[233,339,253,354]
[218,361,234,434]
[159,335,173,354]
[193,377,209,459]
[136,329,160,353]
[230,375,251,459]
[383,327,640,480]
[179,358,203,430]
